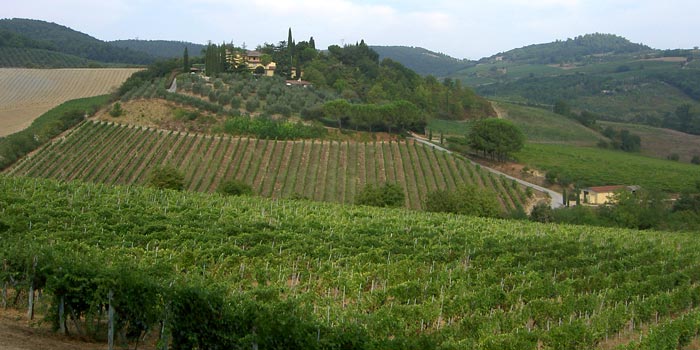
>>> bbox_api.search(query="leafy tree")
[218,179,253,196]
[529,203,554,223]
[468,118,525,161]
[148,165,185,190]
[355,183,405,208]
[425,185,501,217]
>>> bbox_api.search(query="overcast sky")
[4,0,698,59]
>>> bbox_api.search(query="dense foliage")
[425,184,501,217]
[148,165,185,190]
[221,115,327,139]
[354,183,405,207]
[371,45,473,77]
[0,18,154,65]
[0,95,109,170]
[468,118,525,161]
[0,47,91,68]
[488,33,651,64]
[202,37,495,121]
[109,39,205,59]
[2,176,700,349]
[538,188,700,232]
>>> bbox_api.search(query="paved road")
[410,135,563,209]
[168,78,177,93]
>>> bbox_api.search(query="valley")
[1,17,700,350]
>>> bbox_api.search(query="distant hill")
[484,33,652,64]
[451,33,700,134]
[110,40,205,59]
[0,18,154,65]
[371,46,473,77]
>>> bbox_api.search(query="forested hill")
[486,33,652,64]
[0,18,154,65]
[109,39,205,59]
[371,46,473,77]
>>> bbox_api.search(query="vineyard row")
[7,120,530,210]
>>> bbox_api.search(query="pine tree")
[183,47,190,72]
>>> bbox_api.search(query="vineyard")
[0,68,141,136]
[1,175,700,349]
[6,120,530,211]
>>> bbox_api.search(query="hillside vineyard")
[7,120,529,211]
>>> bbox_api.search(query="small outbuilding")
[580,185,640,205]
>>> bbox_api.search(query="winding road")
[409,134,563,209]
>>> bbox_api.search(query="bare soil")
[0,309,103,350]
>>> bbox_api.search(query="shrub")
[425,185,501,217]
[245,98,260,113]
[218,179,253,196]
[355,183,405,208]
[148,165,185,190]
[529,203,554,223]
[109,102,124,117]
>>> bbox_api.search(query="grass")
[516,143,700,193]
[426,118,472,137]
[496,101,603,145]
[599,121,700,163]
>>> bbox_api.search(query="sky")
[3,0,699,59]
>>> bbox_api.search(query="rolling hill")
[371,45,473,77]
[0,18,154,66]
[450,33,700,133]
[110,39,205,59]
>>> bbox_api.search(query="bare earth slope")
[0,68,140,136]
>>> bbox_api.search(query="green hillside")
[516,143,700,192]
[0,46,90,68]
[2,175,700,349]
[0,18,154,65]
[110,39,205,59]
[484,33,651,64]
[451,34,700,134]
[371,45,473,77]
[497,102,604,146]
[6,120,530,212]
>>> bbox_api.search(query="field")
[2,175,700,349]
[0,68,140,136]
[6,120,530,211]
[516,143,700,193]
[496,102,604,146]
[600,121,700,163]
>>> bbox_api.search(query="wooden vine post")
[27,256,37,320]
[2,259,7,309]
[108,290,115,350]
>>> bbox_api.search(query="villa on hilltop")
[227,50,277,77]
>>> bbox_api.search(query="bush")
[355,183,405,208]
[246,97,260,112]
[425,185,501,217]
[217,179,253,196]
[109,102,123,117]
[148,165,185,190]
[529,203,554,223]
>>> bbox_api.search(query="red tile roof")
[585,185,627,193]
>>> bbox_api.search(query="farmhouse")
[580,185,640,205]
[227,50,277,76]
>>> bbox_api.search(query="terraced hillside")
[7,120,530,211]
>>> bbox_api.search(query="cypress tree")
[309,36,316,50]
[183,47,190,72]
